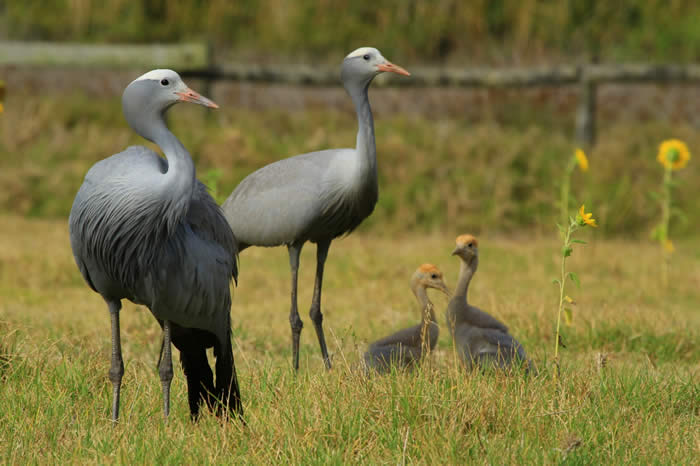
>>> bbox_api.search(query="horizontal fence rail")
[0,41,208,69]
[2,41,699,145]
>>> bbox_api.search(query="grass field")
[2,91,699,238]
[1,215,698,463]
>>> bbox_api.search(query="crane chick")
[364,264,450,373]
[447,235,533,372]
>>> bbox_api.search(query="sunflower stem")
[553,219,575,380]
[661,166,672,288]
[560,157,577,226]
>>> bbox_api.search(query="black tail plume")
[214,329,244,421]
[179,345,216,420]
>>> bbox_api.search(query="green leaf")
[556,223,566,233]
[650,225,665,242]
[571,239,587,244]
[563,308,573,326]
[552,279,561,286]
[562,246,573,257]
[569,272,581,287]
[671,208,689,225]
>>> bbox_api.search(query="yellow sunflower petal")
[577,205,597,227]
[658,139,691,171]
[575,148,589,172]
[664,239,674,253]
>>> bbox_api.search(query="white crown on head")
[345,47,380,59]
[131,69,180,84]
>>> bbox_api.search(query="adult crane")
[69,69,242,422]
[364,264,450,373]
[447,235,532,372]
[222,47,410,370]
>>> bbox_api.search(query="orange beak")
[376,61,410,76]
[176,88,219,108]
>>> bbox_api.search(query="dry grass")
[1,93,698,238]
[0,215,698,463]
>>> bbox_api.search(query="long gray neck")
[145,118,195,231]
[412,284,437,323]
[453,258,477,302]
[347,82,377,181]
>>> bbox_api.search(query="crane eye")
[160,79,170,86]
[431,274,438,279]
[468,242,473,248]
[363,54,370,61]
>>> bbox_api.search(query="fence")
[2,41,700,146]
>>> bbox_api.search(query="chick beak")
[437,282,451,297]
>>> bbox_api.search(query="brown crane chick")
[364,264,450,373]
[446,235,532,372]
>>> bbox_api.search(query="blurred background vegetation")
[0,0,698,237]
[3,0,700,64]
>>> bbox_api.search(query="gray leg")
[310,240,332,370]
[288,243,304,371]
[159,320,174,420]
[107,300,124,423]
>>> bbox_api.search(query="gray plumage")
[69,69,242,422]
[222,47,410,370]
[446,235,532,372]
[364,264,450,373]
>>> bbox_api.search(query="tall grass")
[0,92,697,237]
[0,216,698,463]
[4,0,700,64]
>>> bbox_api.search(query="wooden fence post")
[575,66,597,148]
[202,40,214,99]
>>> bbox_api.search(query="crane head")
[452,234,479,263]
[128,69,218,109]
[414,263,450,296]
[123,69,218,142]
[342,47,410,85]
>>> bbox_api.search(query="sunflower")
[577,205,597,228]
[657,139,690,171]
[575,148,588,172]
[664,239,674,253]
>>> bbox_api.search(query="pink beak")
[376,61,411,76]
[176,88,219,108]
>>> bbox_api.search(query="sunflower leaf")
[571,239,587,244]
[646,191,661,201]
[563,308,573,326]
[569,272,581,287]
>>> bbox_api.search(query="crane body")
[222,48,409,370]
[69,70,242,421]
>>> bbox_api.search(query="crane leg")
[310,239,332,370]
[159,320,174,420]
[107,300,124,423]
[288,243,304,371]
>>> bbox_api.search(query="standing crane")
[446,235,532,372]
[69,70,242,422]
[221,47,410,370]
[364,264,450,373]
